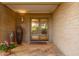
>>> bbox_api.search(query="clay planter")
[16,25,23,45]
[0,50,11,56]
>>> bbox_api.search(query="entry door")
[31,18,48,41]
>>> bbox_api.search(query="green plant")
[0,44,8,52]
[9,44,16,49]
[0,43,16,52]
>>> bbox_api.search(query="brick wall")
[52,2,79,55]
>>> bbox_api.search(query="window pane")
[31,19,39,34]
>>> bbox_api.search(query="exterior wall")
[0,4,17,43]
[52,2,79,55]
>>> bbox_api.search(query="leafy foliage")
[0,43,16,52]
[9,44,16,49]
[0,44,8,51]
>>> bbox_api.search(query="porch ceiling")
[2,2,61,13]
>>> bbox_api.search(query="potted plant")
[0,41,16,56]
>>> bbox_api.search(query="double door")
[31,18,48,41]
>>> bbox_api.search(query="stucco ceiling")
[3,2,60,13]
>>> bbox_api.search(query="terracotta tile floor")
[8,43,64,56]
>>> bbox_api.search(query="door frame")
[30,17,49,42]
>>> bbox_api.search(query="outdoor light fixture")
[15,9,28,13]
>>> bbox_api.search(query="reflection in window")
[32,19,39,34]
[31,19,48,41]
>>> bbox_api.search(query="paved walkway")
[9,43,64,56]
